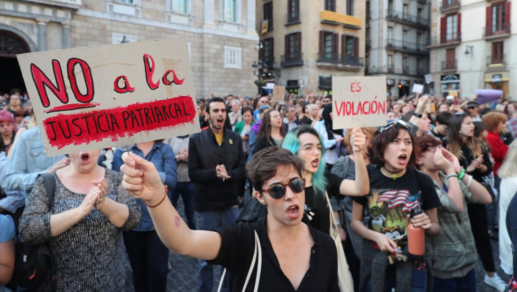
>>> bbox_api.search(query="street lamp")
[464,45,473,56]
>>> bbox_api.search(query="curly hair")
[482,111,508,132]
[367,125,418,168]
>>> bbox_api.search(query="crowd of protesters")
[0,88,517,292]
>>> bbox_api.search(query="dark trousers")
[343,237,361,292]
[123,230,169,292]
[467,203,496,272]
[170,182,196,230]
[433,269,476,292]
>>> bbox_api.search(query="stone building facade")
[428,0,516,100]
[0,0,259,98]
[255,0,365,95]
[366,0,430,97]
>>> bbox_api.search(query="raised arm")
[120,152,221,260]
[338,128,369,196]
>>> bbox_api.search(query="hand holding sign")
[415,95,429,115]
[350,127,366,153]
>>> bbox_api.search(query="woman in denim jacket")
[112,140,177,292]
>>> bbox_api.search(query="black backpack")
[6,173,56,290]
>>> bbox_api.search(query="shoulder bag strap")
[217,230,261,292]
[325,192,338,236]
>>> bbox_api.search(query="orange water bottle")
[408,208,425,256]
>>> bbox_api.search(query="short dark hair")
[435,111,454,126]
[206,97,225,112]
[415,135,441,156]
[246,146,304,192]
[368,125,418,168]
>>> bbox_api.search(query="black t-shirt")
[353,166,441,243]
[208,219,339,292]
[304,186,331,236]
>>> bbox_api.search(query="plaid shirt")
[509,117,517,139]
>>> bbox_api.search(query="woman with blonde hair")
[308,104,320,127]
[498,140,517,276]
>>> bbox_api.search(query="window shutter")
[505,1,511,29]
[298,32,302,56]
[285,34,290,57]
[457,13,461,40]
[486,6,492,34]
[354,37,359,57]
[319,31,324,53]
[440,16,446,43]
[341,35,346,55]
[333,33,339,55]
[269,2,274,30]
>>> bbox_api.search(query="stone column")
[62,22,71,49]
[37,19,48,51]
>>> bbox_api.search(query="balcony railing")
[262,57,276,68]
[440,0,461,12]
[387,64,394,73]
[386,9,429,27]
[402,66,409,75]
[485,23,511,38]
[316,53,364,67]
[416,67,426,76]
[440,32,461,44]
[385,39,429,55]
[366,65,426,76]
[487,54,506,68]
[441,59,457,71]
[281,54,304,67]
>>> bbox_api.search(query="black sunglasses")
[379,120,411,133]
[468,106,476,110]
[261,177,305,199]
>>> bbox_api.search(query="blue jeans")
[123,230,169,292]
[195,207,239,292]
[170,182,196,230]
[433,269,476,292]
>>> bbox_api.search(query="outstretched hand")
[120,152,165,202]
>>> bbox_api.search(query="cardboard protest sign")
[17,37,199,156]
[272,86,286,103]
[424,74,433,84]
[332,76,387,129]
[412,84,424,94]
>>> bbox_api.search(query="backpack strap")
[40,173,56,208]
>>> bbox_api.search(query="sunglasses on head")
[379,120,411,133]
[261,177,305,199]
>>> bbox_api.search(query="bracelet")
[144,185,168,208]
[413,112,423,118]
[445,174,458,180]
[333,221,341,227]
[466,175,473,188]
[458,168,466,180]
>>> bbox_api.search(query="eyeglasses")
[467,106,476,110]
[379,120,411,133]
[261,100,268,104]
[261,177,305,199]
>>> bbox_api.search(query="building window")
[263,2,273,30]
[285,32,302,61]
[441,13,461,43]
[403,30,408,47]
[403,57,408,73]
[115,0,133,3]
[403,4,408,20]
[262,38,274,66]
[492,41,504,64]
[388,0,393,14]
[417,33,422,50]
[388,27,393,44]
[417,58,422,73]
[169,0,189,13]
[417,8,422,22]
[388,55,393,72]
[346,0,354,16]
[446,48,455,69]
[319,32,337,60]
[342,35,359,62]
[224,0,237,23]
[324,0,336,12]
[112,33,138,44]
[288,0,300,23]
[224,46,242,69]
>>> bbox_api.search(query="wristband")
[413,112,423,118]
[458,168,466,180]
[144,186,168,208]
[466,175,473,188]
[446,174,458,180]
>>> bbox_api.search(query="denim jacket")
[0,152,25,212]
[112,142,177,231]
[2,127,66,194]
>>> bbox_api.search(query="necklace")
[382,166,405,180]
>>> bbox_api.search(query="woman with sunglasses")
[282,125,369,235]
[446,113,507,291]
[118,147,339,291]
[351,120,441,292]
[415,135,491,291]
